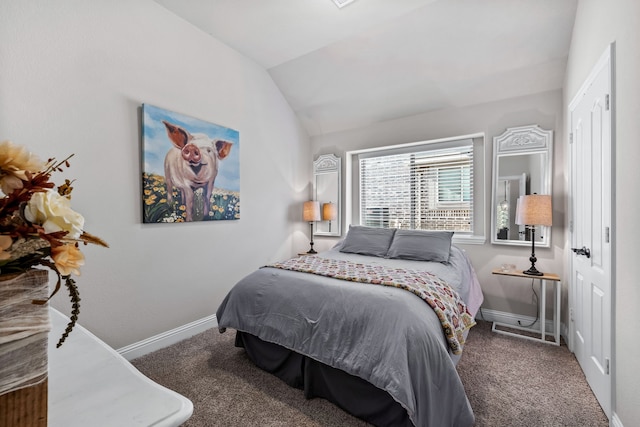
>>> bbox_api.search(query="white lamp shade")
[322,202,337,221]
[303,201,321,222]
[515,194,552,226]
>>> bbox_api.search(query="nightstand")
[491,268,561,346]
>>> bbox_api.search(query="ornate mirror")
[491,125,553,246]
[313,154,342,237]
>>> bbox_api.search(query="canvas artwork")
[141,104,240,223]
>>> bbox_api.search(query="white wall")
[564,0,640,424]
[311,90,566,320]
[0,0,311,348]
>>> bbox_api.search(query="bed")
[216,226,483,427]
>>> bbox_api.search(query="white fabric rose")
[24,190,85,239]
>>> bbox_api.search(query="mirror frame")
[491,125,553,247]
[313,154,342,237]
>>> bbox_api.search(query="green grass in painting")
[142,173,240,223]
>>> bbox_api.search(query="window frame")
[345,133,486,245]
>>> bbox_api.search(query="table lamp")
[515,194,552,276]
[303,201,321,254]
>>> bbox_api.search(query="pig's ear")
[163,121,190,148]
[215,140,233,159]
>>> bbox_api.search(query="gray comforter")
[216,245,481,427]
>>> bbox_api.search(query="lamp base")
[307,222,317,254]
[523,226,544,276]
[523,266,544,276]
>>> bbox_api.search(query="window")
[348,135,485,243]
[436,165,471,204]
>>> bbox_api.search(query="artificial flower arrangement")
[0,140,108,347]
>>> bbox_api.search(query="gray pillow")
[339,226,396,258]
[386,230,453,262]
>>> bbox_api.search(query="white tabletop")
[48,308,193,427]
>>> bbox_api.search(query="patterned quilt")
[267,255,476,355]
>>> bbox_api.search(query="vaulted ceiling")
[154,0,578,137]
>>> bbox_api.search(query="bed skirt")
[235,331,413,427]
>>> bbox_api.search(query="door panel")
[574,271,585,346]
[591,284,604,363]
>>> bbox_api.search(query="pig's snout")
[181,144,201,164]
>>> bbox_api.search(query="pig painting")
[163,121,233,222]
[141,104,240,223]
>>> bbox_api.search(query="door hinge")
[569,307,574,322]
[605,94,610,111]
[605,358,610,375]
[569,132,573,144]
[605,226,610,243]
[569,220,573,233]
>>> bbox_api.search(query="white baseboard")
[611,412,623,427]
[117,314,218,361]
[477,308,567,343]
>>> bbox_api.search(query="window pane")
[438,167,463,202]
[359,143,473,233]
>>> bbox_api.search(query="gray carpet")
[131,320,608,426]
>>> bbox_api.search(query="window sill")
[453,235,486,245]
